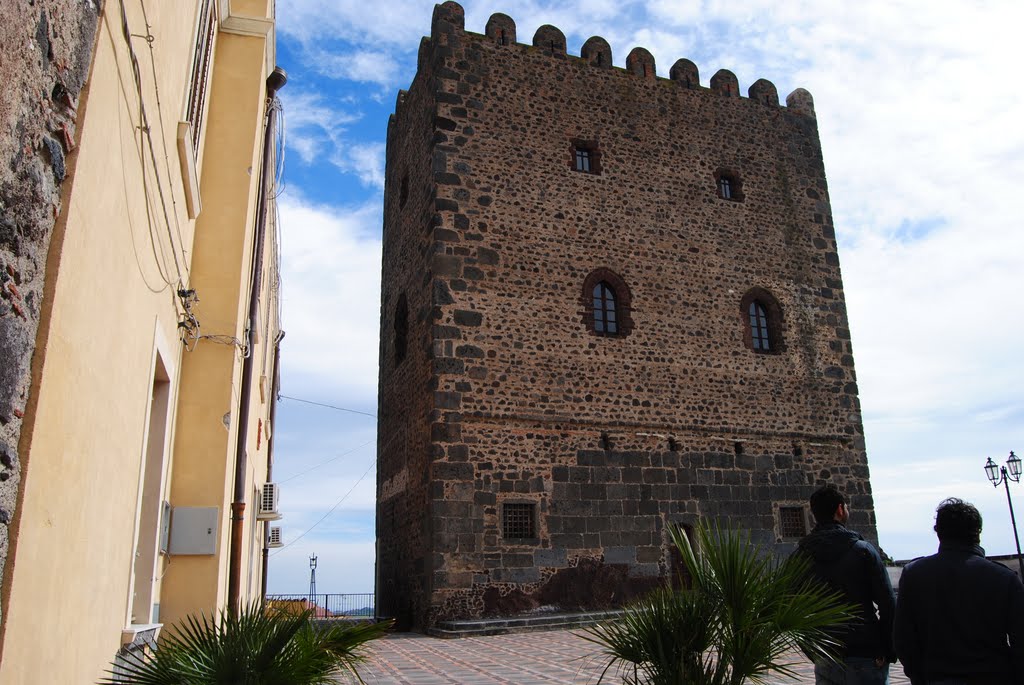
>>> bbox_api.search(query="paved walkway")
[352,629,912,684]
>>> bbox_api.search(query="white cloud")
[334,142,386,189]
[277,0,429,48]
[280,90,385,186]
[283,89,362,132]
[277,193,382,400]
[280,89,364,169]
[307,48,404,88]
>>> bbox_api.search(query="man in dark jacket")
[894,497,1024,684]
[797,485,896,684]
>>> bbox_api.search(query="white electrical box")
[169,507,219,555]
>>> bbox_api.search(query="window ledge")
[122,623,162,648]
[176,122,202,219]
[217,0,276,74]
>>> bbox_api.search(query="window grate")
[503,503,536,539]
[779,506,807,538]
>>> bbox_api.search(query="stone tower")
[377,1,877,630]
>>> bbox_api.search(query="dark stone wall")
[0,1,99,627]
[377,1,876,630]
[376,30,451,629]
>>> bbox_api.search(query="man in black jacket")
[894,498,1024,684]
[797,485,896,684]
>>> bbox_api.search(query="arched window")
[581,268,633,337]
[740,288,782,354]
[748,300,771,351]
[592,282,618,335]
[393,294,408,366]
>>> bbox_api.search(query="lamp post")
[984,451,1024,579]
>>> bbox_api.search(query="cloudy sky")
[266,0,1024,594]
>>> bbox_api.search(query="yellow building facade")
[0,0,284,682]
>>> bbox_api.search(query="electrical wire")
[277,439,375,485]
[279,395,377,418]
[238,95,280,364]
[137,0,191,280]
[198,334,244,348]
[269,458,376,555]
[270,98,286,199]
[117,90,170,294]
[272,195,284,342]
[117,0,186,286]
[263,102,286,376]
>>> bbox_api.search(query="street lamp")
[984,452,1024,578]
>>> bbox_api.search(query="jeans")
[814,656,889,685]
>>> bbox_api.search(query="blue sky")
[266,0,1024,594]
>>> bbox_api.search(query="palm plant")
[101,602,392,685]
[584,523,855,685]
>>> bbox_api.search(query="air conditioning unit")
[267,526,284,548]
[257,482,281,520]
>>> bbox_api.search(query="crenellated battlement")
[427,1,814,117]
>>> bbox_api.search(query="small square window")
[779,506,807,539]
[575,148,592,173]
[502,502,536,539]
[719,177,733,199]
[571,140,601,175]
[714,169,743,202]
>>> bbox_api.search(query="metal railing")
[266,593,375,619]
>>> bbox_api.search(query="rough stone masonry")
[0,1,100,624]
[376,1,877,630]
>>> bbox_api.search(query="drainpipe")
[260,330,284,604]
[228,66,287,617]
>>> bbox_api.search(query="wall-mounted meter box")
[168,507,219,555]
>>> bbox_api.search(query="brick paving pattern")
[351,630,911,684]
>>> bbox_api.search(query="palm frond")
[100,603,392,685]
[586,522,857,685]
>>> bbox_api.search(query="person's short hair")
[809,485,846,524]
[934,498,982,544]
